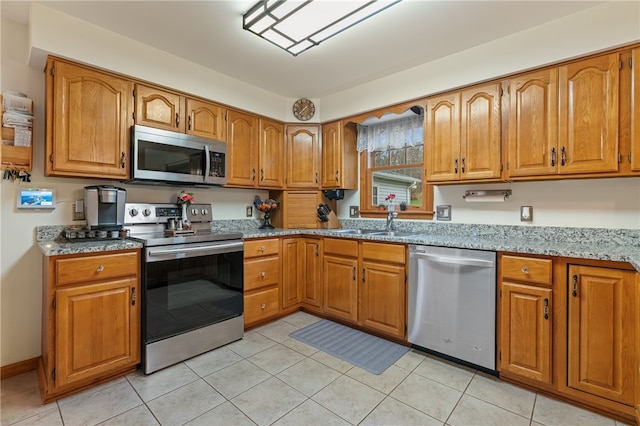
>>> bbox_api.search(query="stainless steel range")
[125,203,244,374]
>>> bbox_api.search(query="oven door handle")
[147,241,243,260]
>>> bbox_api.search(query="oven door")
[143,240,243,344]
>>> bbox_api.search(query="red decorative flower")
[177,191,194,207]
[385,193,396,202]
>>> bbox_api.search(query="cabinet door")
[47,60,133,179]
[321,121,341,188]
[558,53,620,174]
[360,261,406,338]
[259,119,285,188]
[426,92,460,182]
[302,238,322,309]
[567,265,635,404]
[499,282,552,384]
[323,255,358,322]
[186,98,226,141]
[632,48,640,172]
[286,125,320,188]
[226,110,258,187]
[55,278,140,388]
[507,69,559,177]
[135,84,185,132]
[281,238,301,309]
[460,82,502,180]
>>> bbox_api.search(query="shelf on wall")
[1,94,33,171]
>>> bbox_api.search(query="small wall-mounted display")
[17,188,55,210]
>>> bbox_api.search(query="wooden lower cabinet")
[499,253,639,423]
[39,250,140,403]
[566,264,636,405]
[499,254,553,384]
[244,238,281,327]
[322,238,406,339]
[282,237,323,312]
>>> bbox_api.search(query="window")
[355,106,433,218]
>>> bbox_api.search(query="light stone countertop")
[36,221,640,272]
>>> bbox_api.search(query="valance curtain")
[356,114,424,152]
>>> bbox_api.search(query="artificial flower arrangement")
[385,193,396,202]
[177,191,195,207]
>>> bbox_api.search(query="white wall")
[1,2,639,367]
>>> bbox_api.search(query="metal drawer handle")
[97,265,104,272]
[522,266,528,273]
[543,298,549,320]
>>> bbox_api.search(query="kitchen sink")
[331,229,421,237]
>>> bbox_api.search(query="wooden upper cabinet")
[135,84,185,132]
[259,118,285,188]
[321,121,358,189]
[226,113,284,189]
[460,82,502,180]
[135,84,226,141]
[226,109,258,187]
[558,53,620,174]
[46,58,133,179]
[186,98,226,141]
[426,82,501,182]
[426,92,460,182]
[632,48,640,172]
[507,68,559,177]
[286,124,320,188]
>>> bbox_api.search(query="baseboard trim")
[1,357,39,379]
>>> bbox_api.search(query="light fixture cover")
[243,0,401,56]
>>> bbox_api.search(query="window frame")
[346,100,434,220]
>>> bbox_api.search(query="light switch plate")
[349,206,360,218]
[246,206,253,217]
[73,200,85,221]
[436,205,451,221]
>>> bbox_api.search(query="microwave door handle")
[203,145,211,183]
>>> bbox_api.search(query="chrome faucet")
[386,211,398,231]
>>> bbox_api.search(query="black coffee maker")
[84,185,126,230]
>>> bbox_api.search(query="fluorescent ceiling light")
[243,0,401,56]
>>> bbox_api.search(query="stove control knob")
[191,208,198,216]
[201,208,209,216]
[143,208,152,217]
[130,208,139,217]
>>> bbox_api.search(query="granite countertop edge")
[37,227,640,272]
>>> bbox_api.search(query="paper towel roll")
[464,194,506,202]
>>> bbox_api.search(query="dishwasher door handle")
[412,252,494,268]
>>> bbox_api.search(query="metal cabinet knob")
[521,266,528,273]
[97,265,104,272]
[260,246,265,252]
[260,272,266,277]
[261,304,266,310]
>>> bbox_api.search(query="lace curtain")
[356,114,424,152]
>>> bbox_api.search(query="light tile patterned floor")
[1,312,632,426]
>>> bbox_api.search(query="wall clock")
[292,98,315,121]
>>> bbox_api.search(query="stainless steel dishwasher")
[408,245,497,372]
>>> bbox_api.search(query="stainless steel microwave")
[127,125,226,186]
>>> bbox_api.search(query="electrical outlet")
[349,206,359,218]
[436,205,451,221]
[73,200,85,221]
[246,206,253,217]
[520,206,533,222]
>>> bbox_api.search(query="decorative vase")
[259,211,274,229]
[388,202,394,212]
[181,204,191,230]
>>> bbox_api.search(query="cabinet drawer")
[55,251,139,286]
[244,287,279,325]
[501,255,552,285]
[323,238,358,257]
[361,242,405,264]
[244,257,280,291]
[244,239,280,258]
